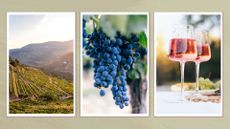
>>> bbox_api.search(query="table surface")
[155,91,222,116]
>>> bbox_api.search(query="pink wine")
[195,44,211,63]
[168,38,197,62]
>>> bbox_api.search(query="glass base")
[165,92,187,103]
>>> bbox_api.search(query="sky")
[8,13,75,49]
[155,13,221,52]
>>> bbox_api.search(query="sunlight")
[8,13,75,49]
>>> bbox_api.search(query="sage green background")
[0,0,229,129]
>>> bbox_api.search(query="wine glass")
[168,25,197,101]
[194,31,211,96]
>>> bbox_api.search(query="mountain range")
[10,40,74,80]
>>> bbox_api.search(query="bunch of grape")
[83,19,144,109]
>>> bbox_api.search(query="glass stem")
[196,62,200,94]
[180,62,185,99]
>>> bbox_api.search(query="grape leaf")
[127,69,140,79]
[134,61,146,79]
[128,59,147,80]
[138,32,147,48]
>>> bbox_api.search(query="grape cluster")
[83,19,143,109]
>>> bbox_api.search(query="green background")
[0,0,229,129]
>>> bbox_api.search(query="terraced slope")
[9,61,73,114]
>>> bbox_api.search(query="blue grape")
[127,56,133,65]
[112,86,118,91]
[124,101,129,106]
[116,38,123,46]
[119,104,124,109]
[102,71,109,76]
[99,89,106,96]
[124,64,130,70]
[111,70,116,77]
[103,53,110,58]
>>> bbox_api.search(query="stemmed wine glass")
[168,25,197,101]
[194,31,211,96]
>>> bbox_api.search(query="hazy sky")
[155,13,221,52]
[8,13,75,49]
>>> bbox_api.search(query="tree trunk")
[129,78,147,114]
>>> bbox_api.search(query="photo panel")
[7,12,75,117]
[154,12,223,117]
[81,12,149,116]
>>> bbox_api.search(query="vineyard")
[9,59,73,114]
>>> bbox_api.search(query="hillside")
[42,52,73,80]
[10,40,73,80]
[9,59,73,113]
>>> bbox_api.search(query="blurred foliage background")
[156,14,221,86]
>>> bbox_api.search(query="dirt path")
[10,97,23,102]
[60,95,72,100]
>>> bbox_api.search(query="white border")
[7,12,76,117]
[154,12,223,117]
[80,12,149,117]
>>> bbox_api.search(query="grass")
[10,98,73,114]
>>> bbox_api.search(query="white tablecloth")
[155,92,222,116]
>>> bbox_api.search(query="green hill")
[9,59,74,114]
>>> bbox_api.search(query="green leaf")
[132,60,147,80]
[127,70,140,79]
[138,32,147,48]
